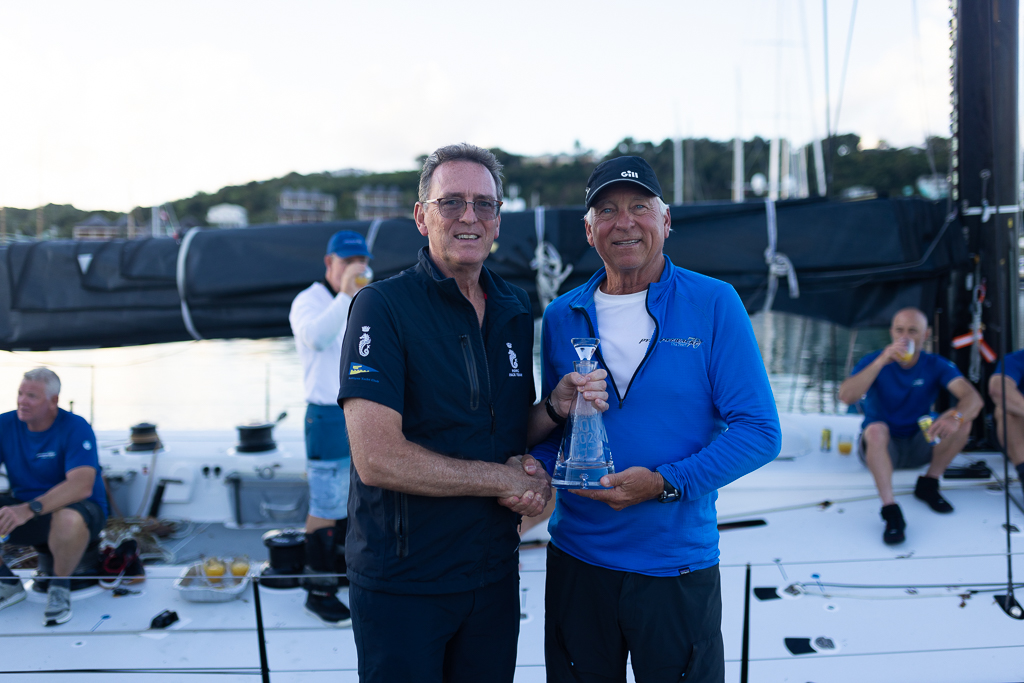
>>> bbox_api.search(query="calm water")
[0,313,890,432]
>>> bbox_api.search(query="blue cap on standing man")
[327,230,372,260]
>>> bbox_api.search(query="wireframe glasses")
[423,197,502,220]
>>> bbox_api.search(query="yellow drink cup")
[204,557,226,585]
[355,265,373,287]
[230,556,250,577]
[897,339,915,363]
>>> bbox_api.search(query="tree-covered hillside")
[0,134,950,240]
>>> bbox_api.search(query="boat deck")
[1,413,1022,681]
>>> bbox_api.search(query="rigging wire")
[831,0,859,135]
[911,0,940,178]
[985,0,1019,617]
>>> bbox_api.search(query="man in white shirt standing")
[289,230,371,627]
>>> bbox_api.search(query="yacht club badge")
[358,326,371,357]
[507,343,522,377]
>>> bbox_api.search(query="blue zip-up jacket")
[532,257,781,576]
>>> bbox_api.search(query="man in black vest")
[338,143,606,682]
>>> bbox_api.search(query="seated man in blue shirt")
[988,350,1024,499]
[839,308,983,545]
[0,368,108,626]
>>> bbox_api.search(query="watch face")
[29,501,43,515]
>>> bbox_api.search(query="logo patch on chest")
[661,337,703,349]
[507,343,522,377]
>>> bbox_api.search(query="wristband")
[952,411,964,423]
[545,394,566,425]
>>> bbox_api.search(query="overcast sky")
[0,1,976,212]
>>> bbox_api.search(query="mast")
[947,0,1019,384]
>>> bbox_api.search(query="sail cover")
[0,198,966,350]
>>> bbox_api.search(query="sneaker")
[881,503,906,545]
[0,580,26,612]
[43,585,72,627]
[914,475,954,513]
[304,588,352,628]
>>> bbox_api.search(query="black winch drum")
[236,423,276,453]
[260,528,305,589]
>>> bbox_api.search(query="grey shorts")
[858,428,933,469]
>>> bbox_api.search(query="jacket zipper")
[474,325,496,435]
[460,335,481,411]
[577,302,659,409]
[393,491,409,558]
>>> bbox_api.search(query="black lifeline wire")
[251,576,272,682]
[986,0,1021,620]
[740,563,751,683]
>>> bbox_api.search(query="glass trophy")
[551,337,615,489]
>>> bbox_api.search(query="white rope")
[762,198,800,312]
[530,207,573,310]
[175,227,203,341]
[365,218,384,252]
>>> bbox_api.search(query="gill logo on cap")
[621,170,639,178]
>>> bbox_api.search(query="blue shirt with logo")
[852,350,962,437]
[0,409,108,514]
[994,349,1024,384]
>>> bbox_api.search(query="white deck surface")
[2,413,1023,681]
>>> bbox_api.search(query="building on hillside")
[207,203,249,228]
[277,189,336,224]
[355,185,407,220]
[73,215,124,241]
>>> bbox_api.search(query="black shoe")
[304,588,352,627]
[914,476,954,513]
[881,504,906,545]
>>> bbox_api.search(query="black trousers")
[349,569,520,683]
[545,543,725,683]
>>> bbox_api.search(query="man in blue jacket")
[532,156,782,682]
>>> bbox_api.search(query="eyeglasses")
[423,197,502,220]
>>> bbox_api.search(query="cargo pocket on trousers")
[682,635,724,681]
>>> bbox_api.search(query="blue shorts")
[307,458,351,520]
[305,403,351,462]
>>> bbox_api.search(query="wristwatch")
[545,394,566,426]
[28,500,43,517]
[657,476,681,503]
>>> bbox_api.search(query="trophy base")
[551,464,614,490]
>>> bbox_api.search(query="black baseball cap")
[584,156,663,209]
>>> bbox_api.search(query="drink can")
[918,415,940,444]
[820,428,832,452]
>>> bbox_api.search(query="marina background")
[0,312,889,432]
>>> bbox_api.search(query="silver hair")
[585,195,670,226]
[418,143,504,203]
[23,367,61,398]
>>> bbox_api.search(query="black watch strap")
[657,476,680,503]
[545,395,566,425]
